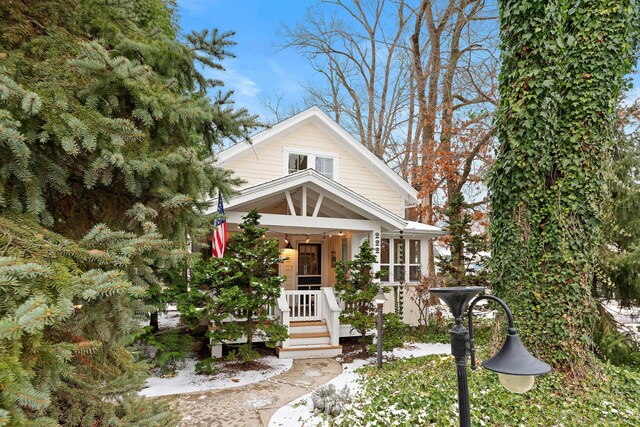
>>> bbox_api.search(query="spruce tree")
[0,0,258,240]
[187,210,288,358]
[334,240,380,355]
[0,215,179,426]
[599,101,640,306]
[0,0,260,422]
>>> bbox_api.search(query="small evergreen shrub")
[139,329,192,374]
[195,358,220,375]
[226,344,260,363]
[311,384,350,416]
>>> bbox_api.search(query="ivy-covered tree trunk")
[490,0,639,375]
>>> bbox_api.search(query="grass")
[329,354,640,426]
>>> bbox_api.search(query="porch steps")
[277,321,342,359]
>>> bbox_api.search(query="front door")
[297,243,322,290]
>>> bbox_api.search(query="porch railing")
[276,290,291,349]
[222,303,277,322]
[284,290,322,321]
[321,287,341,346]
[276,288,342,348]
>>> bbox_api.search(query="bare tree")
[283,0,499,283]
[281,0,412,159]
[408,0,498,280]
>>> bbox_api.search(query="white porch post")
[421,238,430,278]
[350,233,361,261]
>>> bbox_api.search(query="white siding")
[223,122,405,216]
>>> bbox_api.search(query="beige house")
[209,107,445,359]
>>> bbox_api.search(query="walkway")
[174,358,342,427]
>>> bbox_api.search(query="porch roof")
[215,169,446,237]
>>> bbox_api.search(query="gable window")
[288,154,308,174]
[284,148,339,181]
[315,157,334,179]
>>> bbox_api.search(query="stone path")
[173,358,342,427]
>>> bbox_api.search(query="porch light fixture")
[430,286,551,427]
[305,235,310,243]
[284,234,293,250]
[338,230,343,236]
[374,288,388,369]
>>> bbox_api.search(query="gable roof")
[217,107,419,204]
[221,169,444,237]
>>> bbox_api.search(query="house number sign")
[374,231,380,258]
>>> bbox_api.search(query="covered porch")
[211,169,445,358]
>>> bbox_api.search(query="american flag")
[211,193,227,258]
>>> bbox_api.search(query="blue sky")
[176,0,640,122]
[176,0,315,121]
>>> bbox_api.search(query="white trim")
[301,186,307,216]
[283,146,339,159]
[285,190,296,216]
[220,169,409,231]
[217,107,418,203]
[312,194,324,217]
[225,212,380,231]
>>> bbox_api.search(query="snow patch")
[139,356,293,397]
[268,343,450,427]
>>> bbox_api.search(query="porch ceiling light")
[284,234,293,250]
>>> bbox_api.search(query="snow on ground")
[268,343,450,427]
[139,356,293,397]
[603,300,640,341]
[158,308,182,330]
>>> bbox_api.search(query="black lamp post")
[431,286,551,427]
[374,288,388,369]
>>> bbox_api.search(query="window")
[288,154,308,174]
[409,240,421,281]
[298,243,321,275]
[315,157,334,179]
[284,148,339,181]
[394,238,405,283]
[380,238,390,282]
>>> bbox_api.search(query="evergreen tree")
[187,210,288,358]
[0,0,260,422]
[0,215,179,426]
[599,101,640,306]
[438,192,489,288]
[490,0,639,376]
[0,0,258,240]
[590,101,640,366]
[334,240,380,355]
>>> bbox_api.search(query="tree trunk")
[150,311,159,333]
[491,0,637,375]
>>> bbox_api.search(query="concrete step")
[277,345,343,359]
